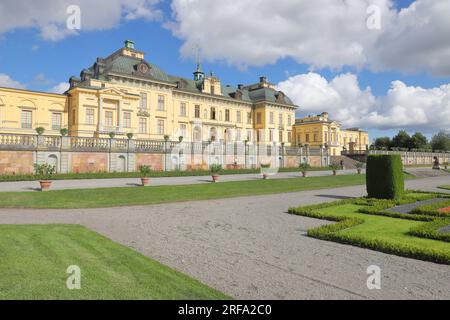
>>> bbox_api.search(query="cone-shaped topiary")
[366,154,404,200]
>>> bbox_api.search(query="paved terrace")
[0,173,449,300]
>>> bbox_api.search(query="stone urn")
[39,180,52,191]
[212,175,220,183]
[141,178,150,186]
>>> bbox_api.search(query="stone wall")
[0,151,34,175]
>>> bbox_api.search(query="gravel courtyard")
[0,174,449,300]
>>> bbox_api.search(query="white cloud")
[0,74,26,89]
[169,0,450,75]
[0,0,162,41]
[49,82,70,94]
[277,73,450,133]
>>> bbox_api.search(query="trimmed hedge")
[408,219,450,243]
[366,155,404,200]
[410,200,450,217]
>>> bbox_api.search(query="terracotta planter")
[301,172,307,178]
[212,175,219,183]
[39,180,52,191]
[357,169,362,175]
[263,174,268,180]
[333,170,337,176]
[141,178,150,186]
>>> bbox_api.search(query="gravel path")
[388,198,449,214]
[0,176,449,300]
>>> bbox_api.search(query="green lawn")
[0,225,229,300]
[0,174,367,209]
[289,195,450,264]
[439,185,450,191]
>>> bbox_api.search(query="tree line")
[372,131,450,152]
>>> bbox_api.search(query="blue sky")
[0,0,449,142]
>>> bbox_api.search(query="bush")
[408,219,450,242]
[138,165,152,177]
[34,164,56,180]
[366,155,404,200]
[210,164,222,175]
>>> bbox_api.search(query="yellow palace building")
[0,40,298,146]
[293,112,369,156]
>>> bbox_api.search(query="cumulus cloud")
[0,0,162,41]
[169,0,450,75]
[0,74,26,89]
[49,82,70,94]
[277,73,450,133]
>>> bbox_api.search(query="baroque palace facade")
[0,40,297,146]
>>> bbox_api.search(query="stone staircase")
[330,156,363,169]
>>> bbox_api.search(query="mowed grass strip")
[0,225,229,300]
[439,185,450,191]
[0,174,366,209]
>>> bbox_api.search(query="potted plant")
[355,162,364,174]
[60,128,68,136]
[139,165,152,186]
[35,127,45,136]
[299,163,310,177]
[34,163,56,191]
[329,164,341,176]
[210,164,222,183]
[127,133,134,140]
[109,132,116,139]
[443,162,449,170]
[260,163,271,179]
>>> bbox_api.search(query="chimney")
[238,84,244,90]
[260,76,267,83]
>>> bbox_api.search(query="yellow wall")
[0,87,68,136]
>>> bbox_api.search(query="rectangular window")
[247,112,252,124]
[139,118,147,134]
[210,107,216,120]
[236,111,241,123]
[288,132,292,143]
[180,124,187,138]
[306,134,310,143]
[157,95,165,111]
[279,131,283,143]
[225,109,230,122]
[269,112,274,124]
[257,112,262,125]
[314,133,318,142]
[279,114,283,127]
[123,112,131,128]
[21,110,32,129]
[195,105,201,118]
[236,129,241,141]
[180,102,187,117]
[211,85,215,95]
[287,115,292,126]
[52,113,62,130]
[105,111,114,127]
[157,119,165,135]
[269,130,274,142]
[86,108,95,125]
[247,130,252,142]
[140,92,148,109]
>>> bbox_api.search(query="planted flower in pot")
[299,163,311,177]
[260,163,271,179]
[139,165,152,186]
[329,164,341,176]
[354,162,364,174]
[210,164,222,183]
[443,162,449,170]
[34,163,56,191]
